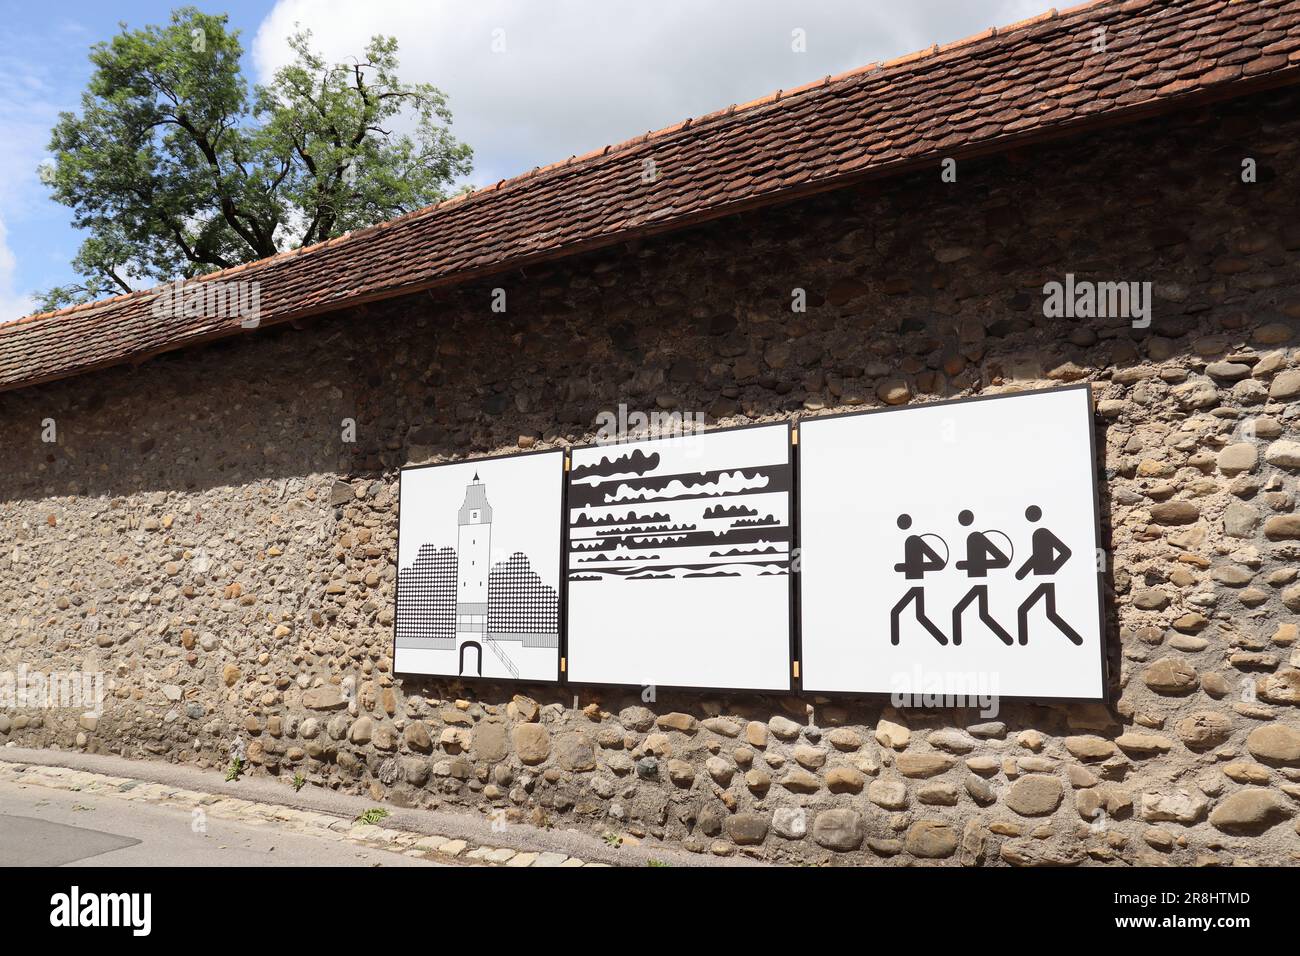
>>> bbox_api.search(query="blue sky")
[0,1,270,319]
[0,0,1038,322]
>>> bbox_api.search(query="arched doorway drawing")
[458,640,482,676]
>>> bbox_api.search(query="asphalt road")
[1,746,752,867]
[0,777,439,867]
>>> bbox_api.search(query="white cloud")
[0,45,65,213]
[0,24,87,316]
[252,0,1042,186]
[0,216,36,323]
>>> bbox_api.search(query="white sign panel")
[798,385,1104,700]
[566,424,793,691]
[394,450,564,682]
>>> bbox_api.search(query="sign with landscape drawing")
[796,385,1105,700]
[394,450,564,682]
[565,423,794,691]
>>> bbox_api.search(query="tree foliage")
[39,6,472,310]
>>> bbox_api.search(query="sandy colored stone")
[702,717,740,738]
[905,820,958,858]
[1223,762,1271,784]
[781,768,821,793]
[1268,369,1300,399]
[793,745,826,769]
[1140,788,1208,824]
[877,379,911,405]
[825,765,865,793]
[1246,724,1300,765]
[1005,774,1063,816]
[1217,443,1258,474]
[827,728,862,751]
[1143,657,1198,694]
[1209,789,1294,833]
[302,685,347,710]
[1116,732,1173,755]
[875,719,910,750]
[1258,670,1300,705]
[768,715,801,740]
[1064,735,1115,760]
[656,712,697,734]
[512,723,551,764]
[896,752,954,778]
[868,778,909,810]
[1265,440,1300,468]
[812,809,864,851]
[1264,514,1300,540]
[1175,712,1233,749]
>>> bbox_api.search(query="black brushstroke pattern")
[709,545,781,557]
[566,463,791,509]
[703,504,759,519]
[570,448,660,481]
[572,510,670,528]
[595,523,695,537]
[569,526,790,552]
[575,553,660,563]
[567,560,789,579]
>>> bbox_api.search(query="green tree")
[39,6,472,310]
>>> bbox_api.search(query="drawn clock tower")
[455,473,493,673]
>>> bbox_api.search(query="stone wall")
[2,86,1299,866]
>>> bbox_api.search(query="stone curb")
[0,759,619,868]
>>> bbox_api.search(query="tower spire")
[458,475,493,525]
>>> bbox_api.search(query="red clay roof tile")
[1,0,1298,394]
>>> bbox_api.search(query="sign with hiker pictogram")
[796,385,1105,700]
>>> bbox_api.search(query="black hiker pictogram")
[889,513,949,645]
[1014,504,1083,645]
[951,510,1014,646]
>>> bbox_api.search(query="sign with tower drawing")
[394,450,564,682]
[796,385,1105,700]
[564,423,794,691]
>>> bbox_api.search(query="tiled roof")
[3,0,1298,394]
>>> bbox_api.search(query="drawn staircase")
[484,634,520,680]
